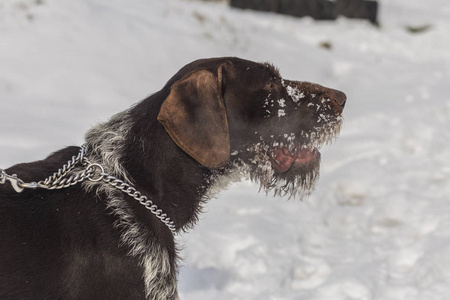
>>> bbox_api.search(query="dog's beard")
[206,89,343,200]
[229,115,342,199]
[231,141,320,200]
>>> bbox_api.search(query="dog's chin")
[269,146,320,174]
[264,147,321,199]
[230,144,321,200]
[269,151,321,199]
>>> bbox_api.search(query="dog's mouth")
[270,146,320,173]
[230,108,342,198]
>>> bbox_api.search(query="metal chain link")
[38,144,89,189]
[0,145,176,233]
[101,174,176,232]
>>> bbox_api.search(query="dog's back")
[0,147,146,299]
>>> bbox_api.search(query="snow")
[1,0,450,299]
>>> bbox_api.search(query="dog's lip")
[270,146,319,173]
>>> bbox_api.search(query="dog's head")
[158,57,346,198]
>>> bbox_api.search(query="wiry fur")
[84,110,134,183]
[83,114,179,299]
[239,141,320,199]
[0,57,345,300]
[82,184,178,299]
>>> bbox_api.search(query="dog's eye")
[265,81,274,89]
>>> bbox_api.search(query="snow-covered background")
[1,0,450,299]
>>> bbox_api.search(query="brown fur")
[0,57,345,299]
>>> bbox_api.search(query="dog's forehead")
[176,57,282,82]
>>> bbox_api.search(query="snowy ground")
[1,0,450,299]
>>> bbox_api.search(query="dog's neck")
[84,102,214,231]
[84,110,135,184]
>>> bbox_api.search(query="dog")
[0,57,346,299]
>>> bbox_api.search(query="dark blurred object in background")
[279,0,337,20]
[229,0,378,24]
[336,0,378,24]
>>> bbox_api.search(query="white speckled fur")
[82,115,179,300]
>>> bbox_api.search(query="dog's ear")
[157,65,230,168]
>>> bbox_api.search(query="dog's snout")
[285,81,346,113]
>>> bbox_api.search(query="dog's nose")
[329,89,347,113]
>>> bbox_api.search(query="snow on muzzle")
[282,80,347,114]
[267,80,347,173]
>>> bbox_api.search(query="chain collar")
[0,145,176,233]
